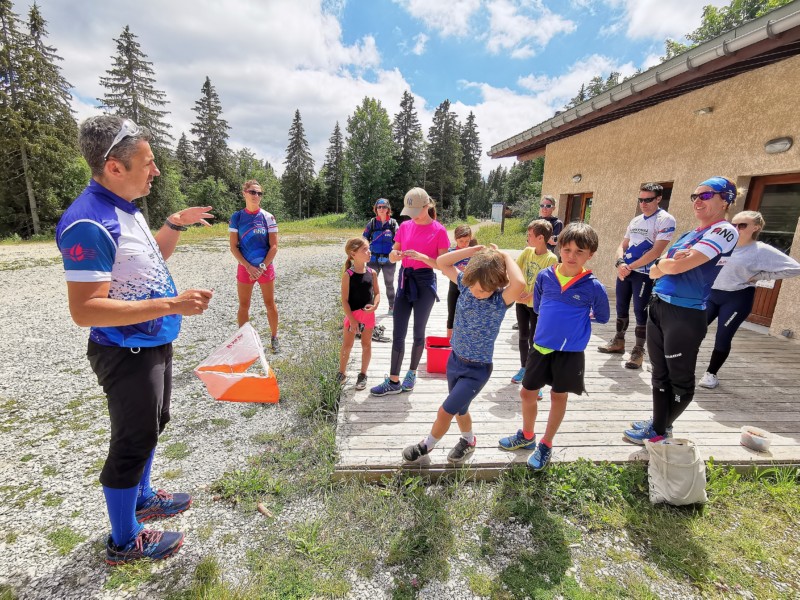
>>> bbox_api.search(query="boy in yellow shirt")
[512,220,559,385]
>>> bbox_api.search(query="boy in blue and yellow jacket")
[499,222,610,470]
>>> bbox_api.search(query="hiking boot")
[105,529,184,565]
[402,441,429,462]
[623,424,672,446]
[355,373,367,391]
[527,442,552,471]
[370,377,403,396]
[447,437,477,464]
[598,336,625,354]
[271,336,281,353]
[498,430,537,451]
[401,370,416,392]
[135,489,192,523]
[625,345,645,369]
[511,368,525,384]
[699,372,719,389]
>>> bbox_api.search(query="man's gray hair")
[79,115,152,178]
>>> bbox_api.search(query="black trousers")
[615,270,654,326]
[515,303,539,367]
[88,341,173,489]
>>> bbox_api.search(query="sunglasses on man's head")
[690,191,719,202]
[246,190,263,197]
[103,119,141,161]
[637,196,657,203]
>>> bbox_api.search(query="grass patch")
[163,442,191,460]
[474,218,527,249]
[241,406,258,419]
[105,559,155,590]
[47,526,86,555]
[162,469,183,480]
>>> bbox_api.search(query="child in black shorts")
[499,222,610,470]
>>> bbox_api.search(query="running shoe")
[699,372,719,389]
[401,370,416,392]
[135,489,192,522]
[498,430,537,451]
[623,424,672,446]
[511,368,525,384]
[527,442,552,471]
[402,441,429,462]
[105,529,184,565]
[447,437,477,464]
[355,373,367,391]
[370,377,403,396]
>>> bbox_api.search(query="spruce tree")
[345,97,397,217]
[190,76,231,181]
[460,111,482,219]
[390,90,425,202]
[426,99,464,217]
[282,109,315,218]
[0,1,77,236]
[322,121,344,213]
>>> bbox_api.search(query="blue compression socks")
[103,484,143,547]
[137,448,156,507]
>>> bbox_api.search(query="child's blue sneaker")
[623,424,672,445]
[370,377,403,396]
[511,368,525,384]
[401,370,416,391]
[527,442,552,471]
[498,430,537,451]
[630,417,653,430]
[135,489,192,522]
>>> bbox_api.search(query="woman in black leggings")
[624,177,739,445]
[699,210,800,389]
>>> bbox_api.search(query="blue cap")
[698,177,737,203]
[375,198,389,206]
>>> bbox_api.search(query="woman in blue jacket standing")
[625,177,739,444]
[364,198,398,315]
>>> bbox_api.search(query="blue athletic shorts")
[441,352,493,416]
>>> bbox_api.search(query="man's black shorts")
[522,348,585,395]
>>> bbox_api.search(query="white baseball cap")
[401,187,431,218]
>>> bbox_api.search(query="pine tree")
[98,26,172,147]
[345,97,397,217]
[460,111,482,219]
[190,76,231,181]
[0,1,77,237]
[426,99,464,217]
[175,132,196,185]
[322,121,344,213]
[282,109,315,219]
[390,90,425,202]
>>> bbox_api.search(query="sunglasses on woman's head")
[541,204,554,208]
[690,191,719,201]
[246,190,263,197]
[376,206,389,210]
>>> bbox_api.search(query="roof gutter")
[489,3,800,157]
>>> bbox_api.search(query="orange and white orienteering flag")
[194,323,279,403]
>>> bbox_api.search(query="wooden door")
[744,173,800,326]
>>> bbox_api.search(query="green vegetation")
[47,527,86,556]
[163,442,191,460]
[475,218,528,250]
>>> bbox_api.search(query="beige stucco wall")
[540,53,800,337]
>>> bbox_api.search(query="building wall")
[541,53,800,337]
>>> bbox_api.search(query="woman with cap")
[624,177,739,444]
[698,210,800,389]
[363,198,399,315]
[370,188,450,396]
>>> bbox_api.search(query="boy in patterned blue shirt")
[402,245,525,464]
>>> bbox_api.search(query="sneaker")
[271,336,280,353]
[623,424,672,446]
[355,373,367,390]
[135,489,192,523]
[370,377,403,396]
[511,368,525,384]
[105,529,184,565]
[447,437,477,464]
[699,372,719,389]
[527,442,552,471]
[538,388,543,400]
[335,372,347,386]
[630,417,674,435]
[597,336,625,354]
[402,441,429,462]
[401,370,416,392]
[625,345,645,369]
[388,306,394,316]
[498,430,537,451]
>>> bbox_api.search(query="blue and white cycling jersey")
[229,208,278,267]
[623,209,676,273]
[654,220,739,310]
[55,180,180,348]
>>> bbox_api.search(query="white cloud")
[412,33,429,55]
[393,0,482,37]
[601,0,729,41]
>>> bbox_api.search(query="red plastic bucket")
[425,336,452,374]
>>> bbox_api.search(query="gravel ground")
[0,237,705,599]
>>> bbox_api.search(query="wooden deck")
[334,270,800,480]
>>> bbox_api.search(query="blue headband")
[699,177,737,203]
[375,199,389,206]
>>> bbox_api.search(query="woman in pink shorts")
[229,180,280,352]
[339,237,381,390]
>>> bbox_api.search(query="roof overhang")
[489,2,800,160]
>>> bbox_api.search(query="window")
[566,193,593,223]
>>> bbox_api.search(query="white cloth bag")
[644,438,708,506]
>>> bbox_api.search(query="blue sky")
[26,0,724,176]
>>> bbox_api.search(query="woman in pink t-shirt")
[370,188,450,396]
